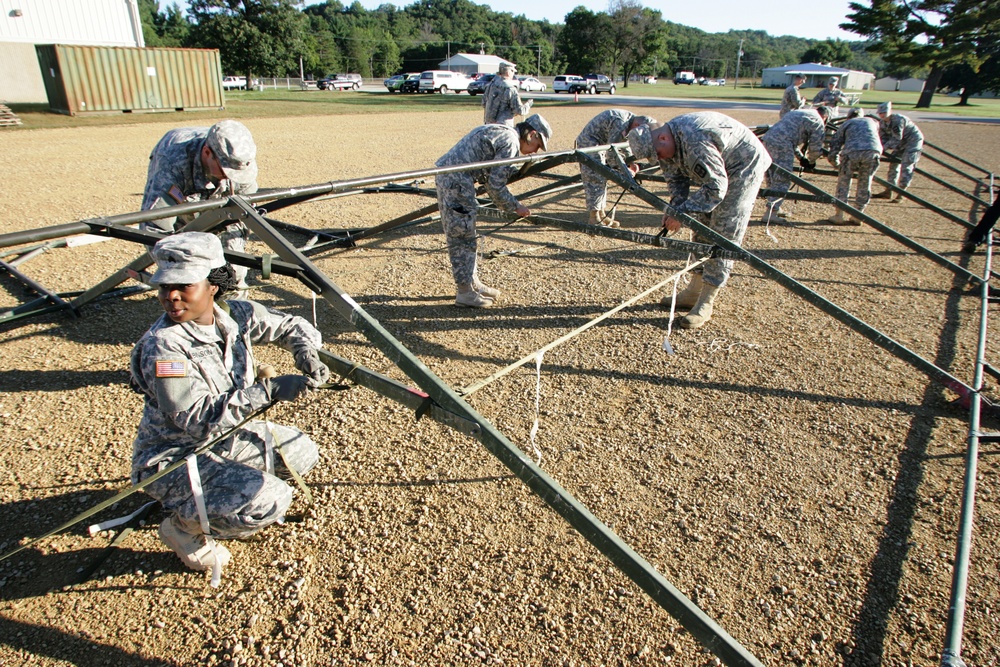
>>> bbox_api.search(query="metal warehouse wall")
[0,0,143,47]
[37,45,224,115]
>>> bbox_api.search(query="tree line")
[140,0,997,102]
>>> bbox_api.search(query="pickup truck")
[317,75,361,91]
[567,74,616,95]
[222,76,247,90]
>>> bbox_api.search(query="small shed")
[898,77,925,93]
[874,76,899,91]
[36,44,224,115]
[437,53,514,76]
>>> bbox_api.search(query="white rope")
[87,500,157,537]
[527,352,544,464]
[460,257,709,396]
[311,291,318,328]
[186,454,224,588]
[695,338,761,354]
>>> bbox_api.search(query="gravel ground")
[1,103,999,667]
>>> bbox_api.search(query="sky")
[172,0,861,42]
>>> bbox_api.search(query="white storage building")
[0,0,144,103]
[762,63,875,91]
[437,53,514,76]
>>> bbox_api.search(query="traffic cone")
[574,91,579,102]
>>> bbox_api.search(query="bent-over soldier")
[575,109,657,227]
[760,106,830,222]
[874,101,924,201]
[826,108,883,225]
[627,111,771,330]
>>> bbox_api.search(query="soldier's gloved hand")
[295,348,331,388]
[267,375,310,403]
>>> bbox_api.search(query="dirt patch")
[1,103,999,667]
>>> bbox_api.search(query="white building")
[0,0,144,103]
[761,63,875,91]
[437,53,514,76]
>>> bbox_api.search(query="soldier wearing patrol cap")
[873,101,925,201]
[140,120,259,292]
[435,114,552,308]
[482,61,533,127]
[130,232,330,580]
[575,109,657,227]
[627,112,771,330]
[780,74,807,118]
[812,76,850,110]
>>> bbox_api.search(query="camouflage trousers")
[580,157,612,212]
[686,155,769,288]
[836,151,881,212]
[886,142,923,189]
[436,173,481,286]
[137,421,318,540]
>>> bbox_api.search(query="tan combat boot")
[587,210,602,225]
[455,283,494,308]
[599,209,620,228]
[873,186,894,199]
[158,514,231,572]
[473,277,500,299]
[679,283,721,330]
[827,209,848,225]
[661,273,703,309]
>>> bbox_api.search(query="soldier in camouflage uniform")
[435,115,552,308]
[759,106,830,222]
[130,233,330,580]
[482,62,533,127]
[779,74,807,118]
[575,109,657,227]
[627,112,771,330]
[873,101,924,201]
[141,120,258,292]
[812,77,850,112]
[825,108,883,225]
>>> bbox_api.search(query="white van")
[418,70,471,94]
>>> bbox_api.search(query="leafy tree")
[605,0,664,86]
[187,0,309,80]
[842,0,1000,107]
[799,39,853,65]
[558,7,611,74]
[138,0,189,47]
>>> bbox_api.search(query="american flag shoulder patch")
[155,360,187,378]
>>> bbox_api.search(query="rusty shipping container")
[35,44,224,115]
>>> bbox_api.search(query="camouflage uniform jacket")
[435,124,522,212]
[141,127,259,231]
[482,77,531,127]
[780,84,805,117]
[576,109,636,158]
[659,112,770,214]
[130,300,322,471]
[878,113,924,153]
[812,87,849,107]
[761,109,826,163]
[829,117,882,161]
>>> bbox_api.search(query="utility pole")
[447,41,451,70]
[734,38,743,89]
[536,46,541,77]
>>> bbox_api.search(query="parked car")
[418,70,472,94]
[337,73,363,85]
[643,75,657,84]
[400,73,421,93]
[673,71,696,85]
[567,73,616,95]
[467,73,496,95]
[553,75,584,93]
[222,76,247,90]
[317,74,361,91]
[516,76,546,92]
[699,78,721,86]
[384,73,417,92]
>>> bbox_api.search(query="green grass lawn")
[6,84,999,131]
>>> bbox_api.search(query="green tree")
[138,0,189,47]
[558,7,611,74]
[187,0,309,81]
[606,0,664,87]
[799,39,853,65]
[841,0,1000,107]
